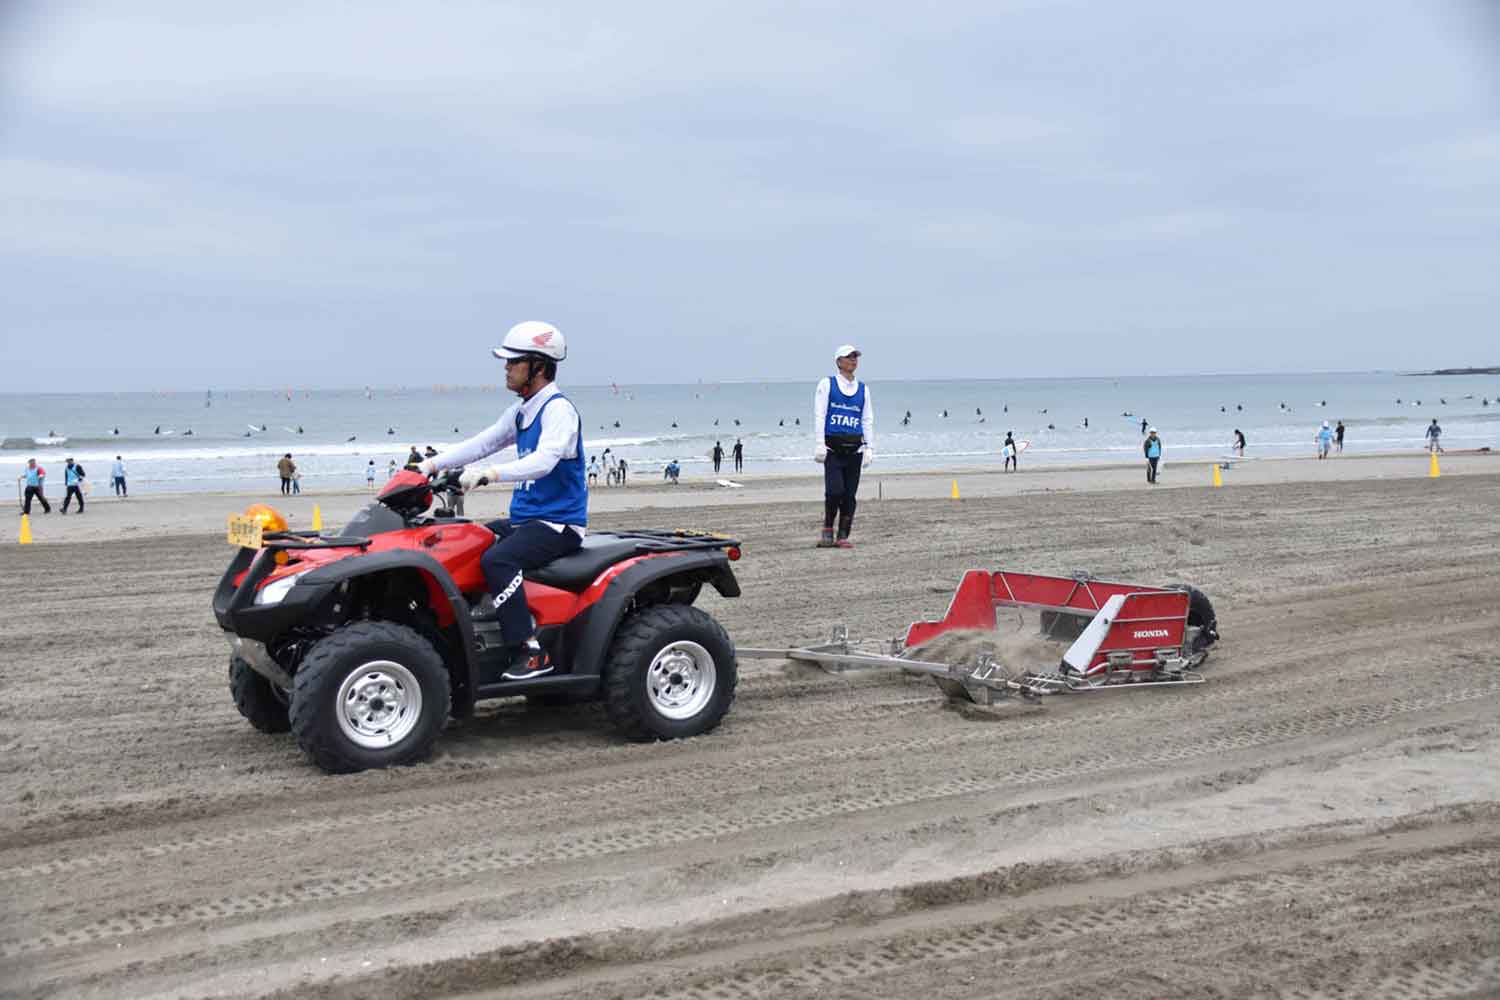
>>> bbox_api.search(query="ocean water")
[3,373,1497,493]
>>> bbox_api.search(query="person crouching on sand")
[813,344,873,548]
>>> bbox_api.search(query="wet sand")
[1,464,1498,998]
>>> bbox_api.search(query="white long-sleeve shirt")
[812,374,874,450]
[429,383,585,532]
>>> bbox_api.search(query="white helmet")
[493,321,566,362]
[1322,420,1330,428]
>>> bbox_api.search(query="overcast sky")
[3,1,1498,390]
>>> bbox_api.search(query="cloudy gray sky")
[3,1,1498,390]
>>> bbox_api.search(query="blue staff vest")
[24,467,42,487]
[824,377,866,437]
[509,395,588,526]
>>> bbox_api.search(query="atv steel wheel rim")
[335,660,423,749]
[646,640,716,721]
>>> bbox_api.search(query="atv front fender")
[563,551,740,679]
[299,551,481,718]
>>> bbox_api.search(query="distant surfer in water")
[814,345,873,548]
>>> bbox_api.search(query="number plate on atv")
[226,514,264,549]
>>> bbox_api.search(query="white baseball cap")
[1147,426,1157,433]
[834,344,861,360]
[1322,420,1330,427]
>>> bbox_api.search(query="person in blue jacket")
[21,458,51,515]
[813,345,874,547]
[61,458,86,514]
[421,322,585,681]
[1144,427,1162,484]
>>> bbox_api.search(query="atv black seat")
[525,534,643,591]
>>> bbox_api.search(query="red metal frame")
[903,571,1191,677]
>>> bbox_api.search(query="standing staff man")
[1144,427,1162,484]
[813,344,874,548]
[111,455,128,497]
[419,321,585,681]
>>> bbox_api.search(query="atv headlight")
[255,571,307,606]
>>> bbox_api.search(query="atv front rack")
[262,530,372,550]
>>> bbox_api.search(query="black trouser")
[1146,457,1159,483]
[734,454,743,471]
[713,456,721,472]
[823,446,863,537]
[63,485,84,512]
[280,477,291,495]
[23,486,50,514]
[113,476,127,497]
[481,519,583,646]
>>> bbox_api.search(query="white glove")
[862,448,874,469]
[814,444,828,464]
[459,466,501,491]
[418,458,438,477]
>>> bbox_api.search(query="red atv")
[213,470,742,773]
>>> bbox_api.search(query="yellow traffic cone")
[950,479,961,500]
[312,504,323,532]
[1212,464,1223,488]
[1429,452,1440,478]
[18,514,33,545]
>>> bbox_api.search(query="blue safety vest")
[24,467,42,487]
[508,394,588,526]
[65,465,81,486]
[824,377,866,437]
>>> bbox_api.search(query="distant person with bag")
[277,454,296,495]
[61,458,86,514]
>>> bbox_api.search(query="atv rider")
[420,321,585,681]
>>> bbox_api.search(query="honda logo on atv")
[1133,628,1171,639]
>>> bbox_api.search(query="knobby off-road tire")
[290,621,451,774]
[603,604,737,742]
[1168,583,1219,654]
[228,656,291,734]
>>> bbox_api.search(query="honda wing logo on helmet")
[531,331,554,347]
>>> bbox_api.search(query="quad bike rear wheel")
[229,656,291,733]
[290,621,450,773]
[603,604,736,741]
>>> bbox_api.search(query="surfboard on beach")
[715,479,743,489]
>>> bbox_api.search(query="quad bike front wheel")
[228,656,291,734]
[603,604,737,742]
[290,621,451,774]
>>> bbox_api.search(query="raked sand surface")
[1,453,1498,998]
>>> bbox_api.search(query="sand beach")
[1,454,1498,997]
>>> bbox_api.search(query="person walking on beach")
[1334,421,1345,454]
[617,458,628,485]
[1425,419,1443,453]
[1232,429,1246,457]
[1316,421,1333,460]
[814,344,874,548]
[711,441,724,474]
[1003,432,1019,471]
[291,468,302,495]
[1144,428,1162,483]
[732,438,744,473]
[277,454,296,495]
[111,455,128,497]
[386,459,397,480]
[61,458,85,514]
[587,455,599,486]
[20,459,50,515]
[366,460,376,489]
[417,320,585,682]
